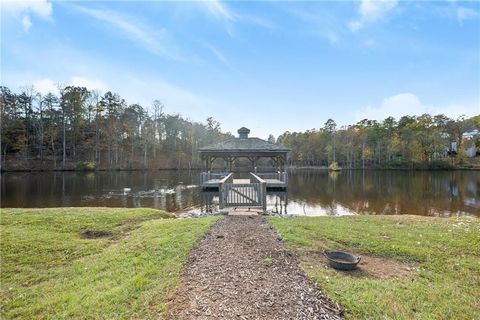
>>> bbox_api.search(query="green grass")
[269,215,480,320]
[263,257,273,267]
[0,208,218,319]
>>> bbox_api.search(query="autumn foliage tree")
[0,85,231,171]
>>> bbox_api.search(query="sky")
[1,0,479,139]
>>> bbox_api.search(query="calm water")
[1,170,479,217]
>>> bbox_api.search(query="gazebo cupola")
[238,127,250,139]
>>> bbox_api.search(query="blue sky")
[1,0,479,138]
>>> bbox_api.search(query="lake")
[1,170,479,217]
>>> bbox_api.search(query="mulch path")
[167,216,343,320]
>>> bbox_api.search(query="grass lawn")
[0,208,218,319]
[269,215,480,320]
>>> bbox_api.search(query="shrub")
[75,161,96,171]
[428,160,454,170]
[388,158,413,168]
[328,162,341,171]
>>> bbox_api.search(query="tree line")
[278,115,479,169]
[0,85,231,171]
[2,85,478,171]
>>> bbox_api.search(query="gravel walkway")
[167,216,343,320]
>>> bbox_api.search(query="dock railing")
[254,171,288,185]
[200,171,229,186]
[250,172,267,212]
[218,173,234,209]
[218,172,267,212]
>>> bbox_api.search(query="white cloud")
[21,15,32,31]
[353,93,479,122]
[32,77,107,95]
[1,0,53,19]
[202,42,229,66]
[33,78,59,95]
[22,71,242,135]
[349,0,397,32]
[72,5,185,62]
[112,74,224,118]
[457,7,478,24]
[198,1,236,37]
[360,0,397,21]
[198,1,274,36]
[348,21,362,32]
[71,76,107,92]
[201,0,235,22]
[1,0,53,30]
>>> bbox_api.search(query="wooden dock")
[200,171,288,190]
[200,171,288,213]
[225,208,262,216]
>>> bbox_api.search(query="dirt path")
[167,216,342,320]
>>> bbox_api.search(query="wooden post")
[219,178,225,209]
[219,183,224,209]
[262,181,267,212]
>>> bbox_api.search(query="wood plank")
[226,208,261,216]
[233,179,250,184]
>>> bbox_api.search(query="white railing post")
[218,172,234,209]
[250,172,267,213]
[262,181,267,212]
[219,181,225,209]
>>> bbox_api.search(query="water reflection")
[1,171,201,213]
[1,170,479,217]
[286,170,480,217]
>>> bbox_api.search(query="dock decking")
[200,171,287,213]
[200,172,287,190]
[201,178,286,189]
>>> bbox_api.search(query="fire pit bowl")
[323,250,361,271]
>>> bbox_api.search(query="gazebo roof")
[198,128,290,154]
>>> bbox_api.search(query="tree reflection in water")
[1,170,478,217]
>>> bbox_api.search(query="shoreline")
[288,165,480,171]
[1,166,479,173]
[0,167,203,173]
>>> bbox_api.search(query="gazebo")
[199,127,290,210]
[198,127,290,172]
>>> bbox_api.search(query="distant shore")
[0,167,202,173]
[2,166,480,173]
[288,165,480,171]
[1,158,480,173]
